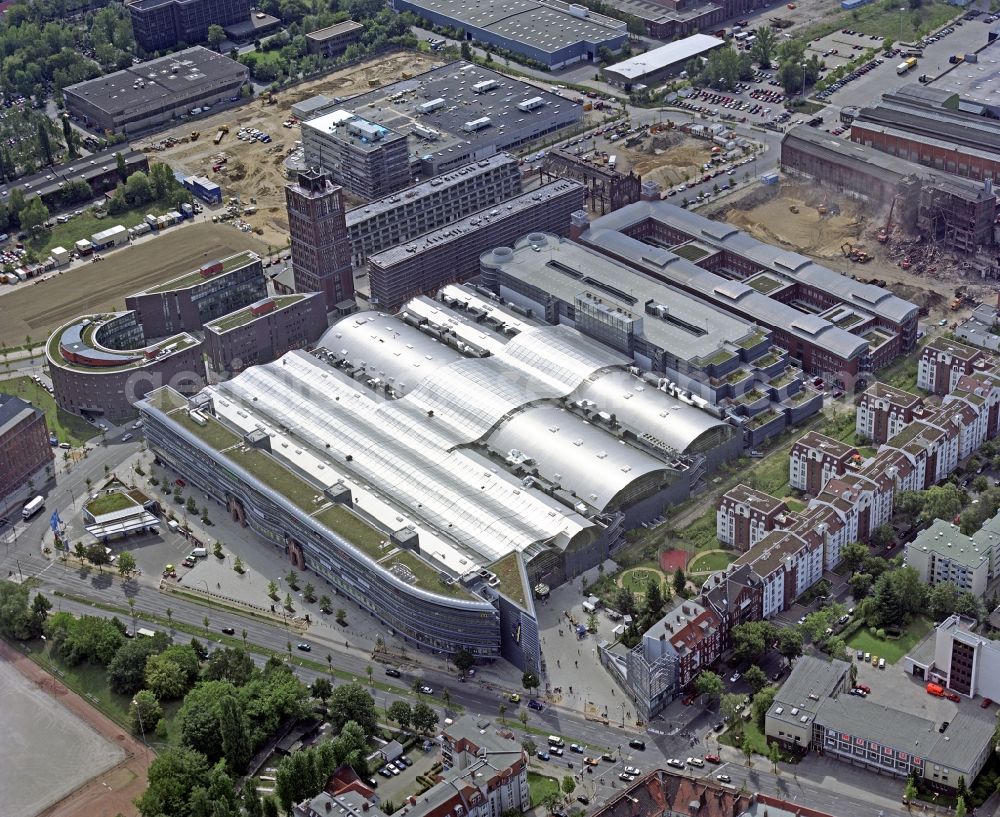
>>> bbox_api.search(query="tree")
[412,701,439,733]
[0,581,49,639]
[644,576,665,619]
[518,709,528,727]
[388,701,412,730]
[319,595,332,613]
[233,555,244,574]
[840,541,869,574]
[37,121,53,165]
[284,593,294,611]
[673,568,687,596]
[742,739,753,766]
[611,586,637,617]
[561,776,576,797]
[136,747,212,817]
[777,627,804,662]
[244,785,264,817]
[752,687,777,730]
[219,693,253,773]
[286,570,299,589]
[522,671,540,692]
[115,151,128,182]
[267,580,279,599]
[117,551,137,579]
[453,648,475,676]
[694,671,723,702]
[721,692,744,727]
[303,582,315,602]
[750,26,777,68]
[130,689,163,736]
[903,776,917,809]
[124,170,153,207]
[731,621,776,662]
[336,608,347,626]
[311,677,333,703]
[62,116,77,158]
[207,24,226,49]
[19,197,49,233]
[145,652,189,700]
[498,702,508,723]
[920,483,963,524]
[768,741,781,773]
[202,646,256,686]
[850,572,874,599]
[744,665,768,695]
[108,636,166,695]
[328,683,378,735]
[955,795,966,817]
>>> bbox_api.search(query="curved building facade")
[48,312,203,421]
[138,287,736,669]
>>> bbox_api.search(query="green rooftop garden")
[865,330,891,349]
[701,348,736,367]
[834,312,864,329]
[788,389,815,405]
[146,387,189,413]
[725,368,751,385]
[748,408,780,429]
[769,369,798,389]
[224,446,323,513]
[491,552,528,609]
[737,329,768,350]
[735,388,764,405]
[171,407,242,451]
[672,242,710,262]
[381,550,473,600]
[747,275,782,294]
[312,504,388,559]
[145,251,258,294]
[85,491,138,517]
[754,351,782,368]
[209,295,304,333]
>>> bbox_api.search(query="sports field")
[0,222,268,348]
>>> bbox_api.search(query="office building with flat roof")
[286,169,355,312]
[578,201,918,381]
[125,250,266,338]
[391,0,626,68]
[603,34,725,88]
[47,312,204,421]
[345,153,522,266]
[367,180,584,309]
[203,293,328,374]
[300,62,582,180]
[301,110,412,200]
[305,20,364,57]
[906,614,1000,702]
[0,393,54,517]
[127,0,250,51]
[479,230,822,448]
[64,47,249,135]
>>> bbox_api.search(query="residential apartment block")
[905,512,1000,596]
[856,380,924,444]
[716,484,790,552]
[344,154,522,266]
[918,337,991,395]
[789,431,859,494]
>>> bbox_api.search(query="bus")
[22,495,44,520]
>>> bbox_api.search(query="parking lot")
[372,749,436,803]
[851,650,965,729]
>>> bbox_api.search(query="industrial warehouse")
[299,62,583,188]
[139,285,737,670]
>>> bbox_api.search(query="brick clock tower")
[285,168,353,312]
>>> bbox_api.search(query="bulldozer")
[190,130,200,140]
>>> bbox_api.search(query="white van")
[189,547,207,557]
[167,519,181,533]
[548,735,565,747]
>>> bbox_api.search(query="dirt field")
[610,131,709,189]
[136,51,444,248]
[706,181,997,323]
[0,222,267,347]
[0,639,148,817]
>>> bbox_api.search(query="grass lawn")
[672,508,720,552]
[25,197,181,258]
[785,499,806,513]
[846,617,932,664]
[527,772,560,807]
[620,567,664,594]
[1,376,97,447]
[85,491,137,516]
[799,0,959,43]
[719,720,768,756]
[688,550,736,574]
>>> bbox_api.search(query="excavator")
[841,242,871,263]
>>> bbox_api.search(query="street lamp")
[899,7,905,44]
[800,62,807,98]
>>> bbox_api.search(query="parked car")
[704,754,721,764]
[528,699,544,711]
[628,739,646,751]
[570,744,584,753]
[716,774,732,783]
[666,759,685,769]
[537,751,551,761]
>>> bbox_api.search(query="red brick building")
[789,431,859,494]
[0,393,53,515]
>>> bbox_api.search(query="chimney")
[986,177,993,198]
[362,804,369,812]
[326,803,332,813]
[569,209,589,241]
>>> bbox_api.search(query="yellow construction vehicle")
[191,131,200,140]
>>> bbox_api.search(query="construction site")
[133,51,445,248]
[706,179,998,326]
